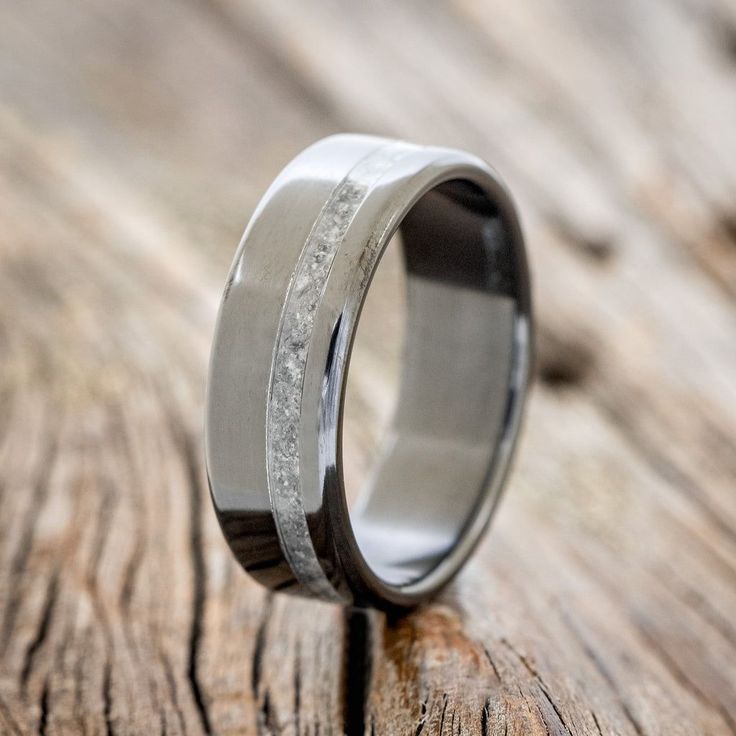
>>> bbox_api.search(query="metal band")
[206,135,532,608]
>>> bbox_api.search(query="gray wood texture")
[1,0,735,733]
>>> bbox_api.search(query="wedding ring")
[205,135,532,608]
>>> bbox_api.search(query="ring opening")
[345,179,526,588]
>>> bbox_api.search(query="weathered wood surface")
[1,0,736,733]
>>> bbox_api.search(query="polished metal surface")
[205,135,533,608]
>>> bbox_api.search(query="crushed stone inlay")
[266,143,409,597]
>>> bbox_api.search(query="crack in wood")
[502,639,574,736]
[437,692,450,735]
[591,711,604,736]
[342,607,372,736]
[258,689,277,734]
[414,696,429,736]
[1,433,59,655]
[482,646,502,683]
[176,423,213,736]
[102,659,114,736]
[160,648,188,736]
[251,593,273,700]
[20,572,58,693]
[293,641,301,736]
[38,676,50,736]
[538,686,573,736]
[480,697,491,736]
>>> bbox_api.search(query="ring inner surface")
[349,179,520,588]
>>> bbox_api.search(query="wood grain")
[1,0,735,733]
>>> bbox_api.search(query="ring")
[205,135,533,608]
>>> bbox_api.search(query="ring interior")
[349,179,524,588]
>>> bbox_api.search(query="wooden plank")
[0,0,734,733]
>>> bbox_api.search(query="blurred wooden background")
[1,1,736,734]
